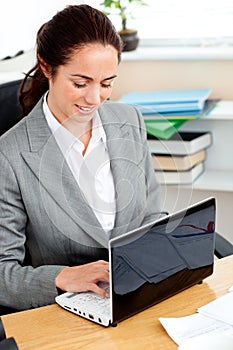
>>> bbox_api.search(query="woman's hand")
[55,260,110,297]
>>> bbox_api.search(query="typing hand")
[55,260,110,297]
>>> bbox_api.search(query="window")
[134,0,233,47]
[1,0,233,60]
[94,0,233,47]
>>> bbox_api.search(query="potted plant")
[100,0,147,52]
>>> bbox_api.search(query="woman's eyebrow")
[71,74,93,80]
[71,74,117,81]
[102,75,117,81]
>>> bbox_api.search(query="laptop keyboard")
[67,281,111,318]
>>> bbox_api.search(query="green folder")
[145,119,186,140]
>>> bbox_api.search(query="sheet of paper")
[159,313,233,346]
[198,292,233,325]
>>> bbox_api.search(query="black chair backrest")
[0,79,22,136]
[0,338,18,350]
[214,232,233,259]
[0,319,6,341]
[0,319,18,349]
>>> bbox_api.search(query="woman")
[0,4,161,311]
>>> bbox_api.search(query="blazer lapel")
[99,103,143,237]
[21,101,108,247]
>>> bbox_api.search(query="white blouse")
[43,97,116,235]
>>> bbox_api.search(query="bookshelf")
[159,101,233,244]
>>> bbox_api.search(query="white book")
[154,162,204,185]
[148,132,212,155]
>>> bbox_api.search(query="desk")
[2,255,233,350]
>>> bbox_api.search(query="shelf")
[193,169,233,192]
[204,101,233,121]
[160,170,233,192]
[154,100,233,243]
[121,46,233,61]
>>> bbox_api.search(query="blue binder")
[118,88,212,113]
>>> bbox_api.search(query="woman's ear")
[38,54,51,78]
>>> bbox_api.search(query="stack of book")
[119,88,218,139]
[119,88,212,114]
[148,131,212,185]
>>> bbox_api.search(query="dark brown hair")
[19,4,122,118]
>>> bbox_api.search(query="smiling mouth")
[76,105,96,113]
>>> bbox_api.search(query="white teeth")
[80,106,92,111]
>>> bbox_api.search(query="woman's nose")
[85,86,101,105]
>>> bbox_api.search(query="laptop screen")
[110,197,215,325]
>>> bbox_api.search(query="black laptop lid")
[110,197,216,325]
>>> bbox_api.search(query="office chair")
[0,319,19,349]
[0,79,22,316]
[214,232,233,259]
[0,79,22,136]
[0,338,19,350]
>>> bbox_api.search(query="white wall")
[111,59,233,101]
[0,0,82,59]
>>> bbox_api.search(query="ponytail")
[19,64,48,118]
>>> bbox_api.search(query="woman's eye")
[101,84,112,89]
[74,83,87,89]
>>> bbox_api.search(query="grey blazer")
[0,98,161,310]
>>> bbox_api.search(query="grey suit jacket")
[0,98,161,310]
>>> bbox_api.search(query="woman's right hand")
[55,260,110,297]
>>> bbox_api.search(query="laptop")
[56,197,216,327]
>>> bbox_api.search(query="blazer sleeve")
[0,150,65,310]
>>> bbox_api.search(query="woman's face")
[45,43,119,125]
